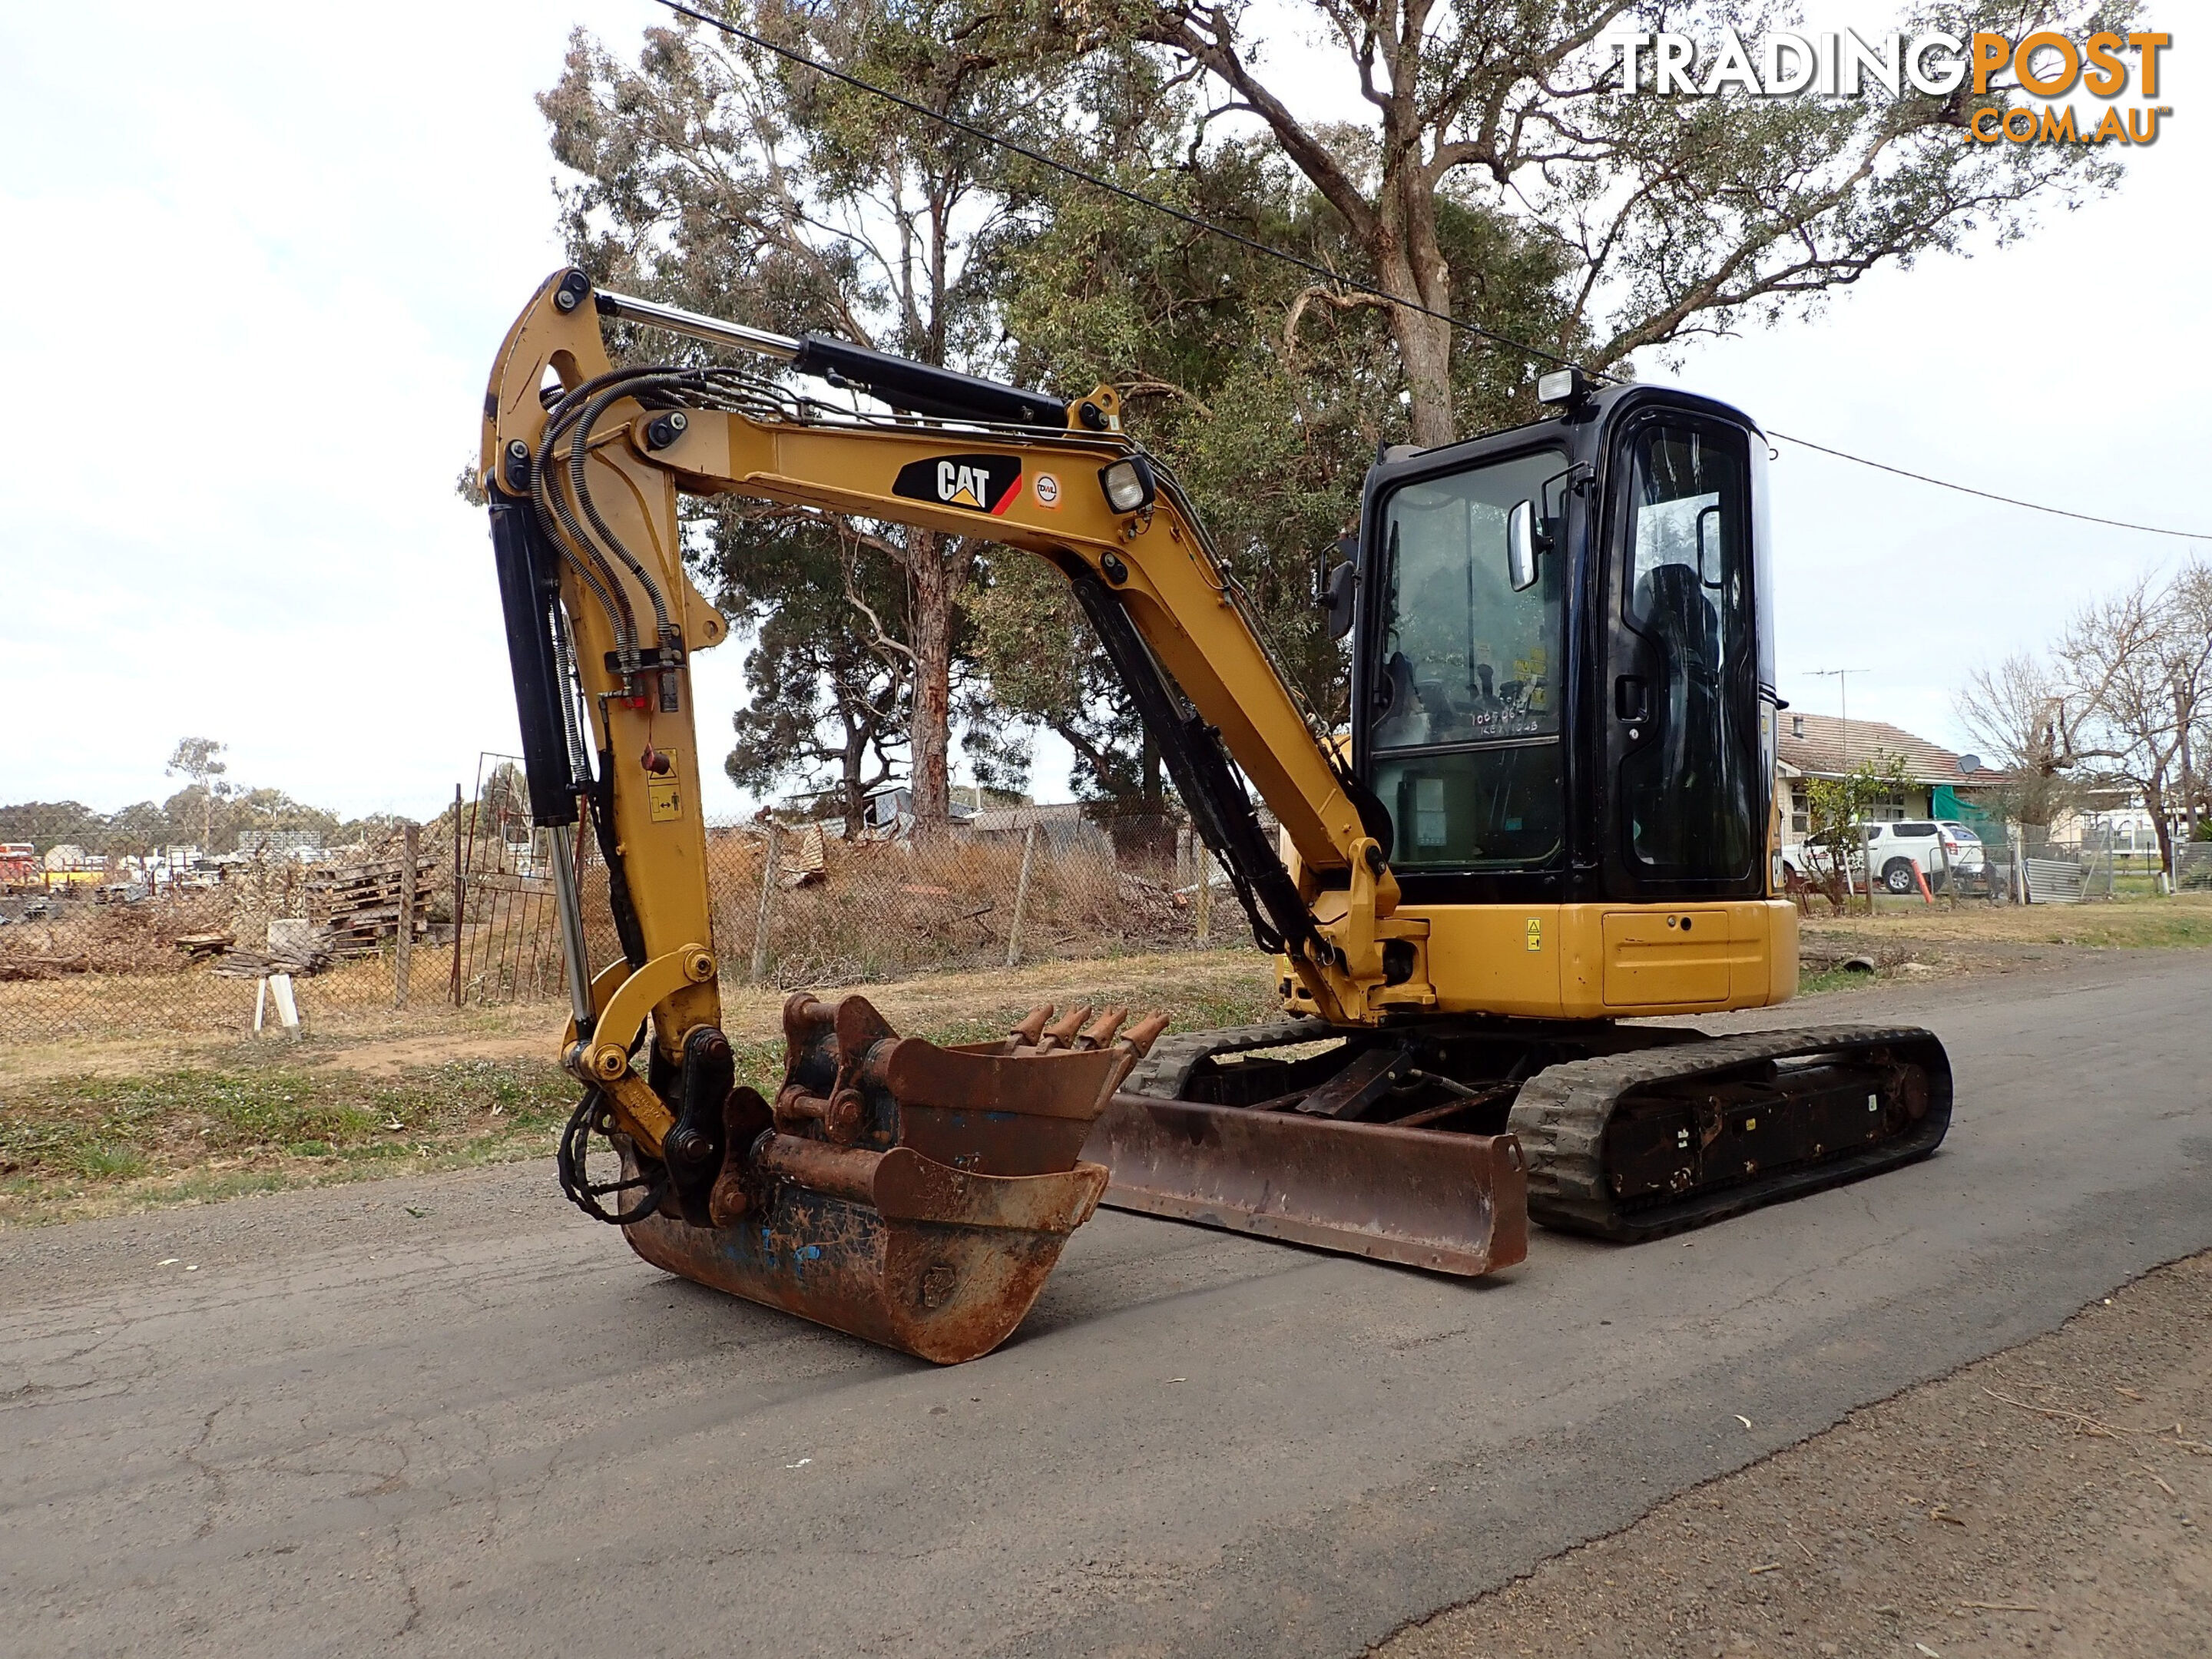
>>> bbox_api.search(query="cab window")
[1615,423,1757,881]
[1369,448,1567,869]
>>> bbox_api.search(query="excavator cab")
[1093,383,1948,1256]
[1353,384,1773,912]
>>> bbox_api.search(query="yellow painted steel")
[482,276,730,1077]
[483,270,1800,1051]
[1281,901,1799,1021]
[581,945,717,1081]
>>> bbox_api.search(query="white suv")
[1863,820,1987,893]
[1783,821,1987,894]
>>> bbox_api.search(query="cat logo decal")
[892,453,1025,516]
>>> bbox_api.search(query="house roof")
[1777,712,1994,786]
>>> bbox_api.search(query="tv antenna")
[1808,668,1868,767]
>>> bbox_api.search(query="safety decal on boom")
[892,454,1025,517]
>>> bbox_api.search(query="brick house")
[1775,712,2002,841]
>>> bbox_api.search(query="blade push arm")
[481,270,1431,1048]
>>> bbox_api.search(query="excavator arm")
[476,269,1448,1362]
[481,268,1430,1050]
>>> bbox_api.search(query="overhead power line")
[646,0,2212,545]
[1765,431,2206,542]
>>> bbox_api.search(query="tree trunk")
[1391,302,1458,451]
[2177,693,2197,843]
[2145,780,2175,878]
[1382,159,1459,451]
[906,530,952,838]
[839,724,868,840]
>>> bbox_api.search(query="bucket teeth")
[1038,1005,1093,1053]
[1077,1007,1128,1050]
[1002,1005,1167,1059]
[1121,1012,1171,1057]
[1007,1005,1055,1051]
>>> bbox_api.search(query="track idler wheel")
[621,996,1164,1363]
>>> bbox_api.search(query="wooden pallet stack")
[306,853,435,957]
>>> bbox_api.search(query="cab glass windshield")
[1369,448,1567,870]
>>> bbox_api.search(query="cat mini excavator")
[481,269,1952,1363]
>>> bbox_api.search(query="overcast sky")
[2,2,2204,820]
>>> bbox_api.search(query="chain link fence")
[1800,817,2212,911]
[1,773,1250,1043]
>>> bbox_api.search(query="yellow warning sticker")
[1525,918,1542,952]
[647,780,682,823]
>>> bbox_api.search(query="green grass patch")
[0,1055,578,1224]
[2038,909,2212,949]
[1796,965,1876,998]
[0,955,1350,1226]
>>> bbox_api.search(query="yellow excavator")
[479,269,1951,1363]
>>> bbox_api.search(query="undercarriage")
[1088,1019,1952,1264]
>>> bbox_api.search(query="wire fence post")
[1005,821,1039,968]
[750,823,780,984]
[448,783,465,1007]
[392,821,419,1008]
[1194,846,1214,943]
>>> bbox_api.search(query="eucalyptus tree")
[541,0,1055,830]
[1079,0,2131,448]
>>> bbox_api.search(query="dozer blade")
[623,996,1162,1364]
[1083,1022,1529,1277]
[1084,1096,1528,1275]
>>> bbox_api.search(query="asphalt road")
[6,950,2210,1658]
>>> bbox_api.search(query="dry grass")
[0,948,1280,1225]
[704,831,1196,985]
[0,1055,579,1226]
[12,887,2207,1228]
[0,833,1222,1043]
[0,949,463,1041]
[1804,890,2212,949]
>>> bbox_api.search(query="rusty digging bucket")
[623,995,1165,1364]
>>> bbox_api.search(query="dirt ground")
[1377,1251,2212,1659]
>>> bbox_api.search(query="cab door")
[1600,413,1767,900]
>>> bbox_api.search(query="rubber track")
[1507,1022,1952,1242]
[1119,1021,1326,1101]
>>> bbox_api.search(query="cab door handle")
[1614,675,1648,720]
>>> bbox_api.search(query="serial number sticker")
[647,780,682,823]
[1525,919,1543,952]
